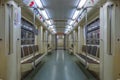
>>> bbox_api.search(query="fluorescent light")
[78,0,87,8]
[49,25,54,28]
[46,20,52,25]
[66,25,72,29]
[50,20,54,24]
[35,0,43,8]
[41,10,49,19]
[49,28,56,32]
[65,31,68,33]
[52,30,56,32]
[52,29,56,34]
[49,25,54,29]
[66,28,71,31]
[65,28,71,34]
[72,10,80,19]
[74,21,78,26]
[69,20,75,26]
[52,28,56,31]
[44,22,47,26]
[66,29,71,31]
[53,31,56,34]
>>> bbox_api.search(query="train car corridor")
[0,0,120,80]
[24,50,93,80]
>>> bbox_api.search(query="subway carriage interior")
[0,0,120,80]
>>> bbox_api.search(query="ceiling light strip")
[34,0,57,34]
[65,0,87,34]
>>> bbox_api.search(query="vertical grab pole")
[85,8,88,68]
[33,9,36,69]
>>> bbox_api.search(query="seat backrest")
[23,46,29,56]
[91,46,97,56]
[21,47,24,58]
[32,45,35,53]
[33,45,37,53]
[87,46,92,54]
[89,46,93,55]
[29,46,34,54]
[97,47,100,58]
[35,45,39,52]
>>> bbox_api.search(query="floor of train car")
[23,50,96,80]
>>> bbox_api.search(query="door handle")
[107,4,113,55]
[0,38,2,41]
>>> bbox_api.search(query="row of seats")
[82,45,99,58]
[76,45,100,75]
[21,45,39,58]
[76,45,100,76]
[21,45,45,79]
[21,45,44,64]
[77,54,99,64]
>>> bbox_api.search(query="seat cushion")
[78,54,99,64]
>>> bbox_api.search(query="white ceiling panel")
[41,0,80,32]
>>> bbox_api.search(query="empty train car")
[0,0,120,80]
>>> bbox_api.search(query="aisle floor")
[26,50,90,80]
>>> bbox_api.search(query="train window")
[21,29,35,45]
[86,18,100,45]
[21,18,36,45]
[85,18,100,58]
